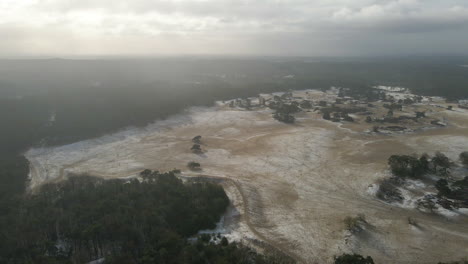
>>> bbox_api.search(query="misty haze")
[0,1,467,264]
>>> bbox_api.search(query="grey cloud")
[327,1,468,33]
[1,0,468,56]
[28,0,468,33]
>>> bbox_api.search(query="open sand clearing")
[26,90,468,264]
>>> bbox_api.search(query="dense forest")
[0,169,294,264]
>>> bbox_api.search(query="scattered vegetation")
[460,151,468,167]
[415,111,426,118]
[344,214,367,233]
[323,111,331,120]
[188,161,202,170]
[437,260,468,264]
[273,111,296,123]
[320,106,363,122]
[270,102,300,123]
[299,100,312,109]
[388,154,430,178]
[432,152,451,175]
[376,177,404,203]
[191,144,203,153]
[381,151,468,209]
[407,217,418,226]
[334,253,375,264]
[383,103,402,111]
[388,152,452,178]
[416,195,437,213]
[192,135,202,144]
[435,177,468,208]
[435,179,452,197]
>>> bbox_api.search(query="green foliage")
[299,100,312,109]
[272,103,299,123]
[438,260,468,264]
[273,111,295,123]
[376,177,404,203]
[0,157,294,264]
[334,253,375,264]
[388,154,429,178]
[191,144,202,153]
[415,111,426,118]
[188,161,201,170]
[192,135,202,144]
[387,152,467,207]
[221,237,229,246]
[460,152,468,167]
[450,177,468,205]
[105,238,296,264]
[0,170,232,263]
[419,154,430,172]
[435,179,452,197]
[344,215,366,233]
[432,152,451,172]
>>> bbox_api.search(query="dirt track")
[26,91,468,264]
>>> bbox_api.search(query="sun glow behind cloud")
[1,0,468,56]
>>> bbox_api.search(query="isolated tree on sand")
[192,135,202,144]
[344,214,366,233]
[191,144,202,153]
[187,161,201,170]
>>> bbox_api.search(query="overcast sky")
[1,0,468,56]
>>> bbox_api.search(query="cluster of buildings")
[459,100,468,109]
